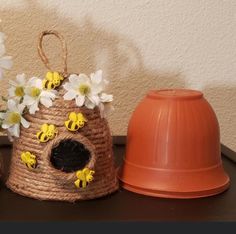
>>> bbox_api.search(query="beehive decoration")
[6,30,119,201]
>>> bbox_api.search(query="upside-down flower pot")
[119,89,230,198]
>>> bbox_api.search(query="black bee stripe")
[44,80,49,88]
[79,181,83,188]
[68,121,73,129]
[75,124,79,130]
[43,135,48,141]
[38,132,43,140]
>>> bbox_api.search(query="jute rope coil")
[38,30,68,77]
[6,30,119,201]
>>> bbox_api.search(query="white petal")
[0,56,13,69]
[85,99,96,109]
[7,127,15,137]
[78,73,90,83]
[21,117,30,128]
[91,84,103,95]
[29,101,39,114]
[11,124,20,137]
[63,81,73,91]
[8,87,16,97]
[63,90,77,100]
[91,70,102,84]
[69,74,80,86]
[41,90,56,99]
[2,122,11,129]
[28,77,42,88]
[40,97,52,108]
[87,94,100,105]
[75,95,85,107]
[0,112,6,119]
[23,95,35,106]
[16,73,26,85]
[100,93,113,102]
[27,77,38,86]
[7,99,17,112]
[18,103,26,114]
[34,78,43,89]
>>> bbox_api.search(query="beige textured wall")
[0,0,236,150]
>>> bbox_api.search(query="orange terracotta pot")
[119,89,230,198]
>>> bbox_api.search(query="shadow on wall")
[203,86,236,150]
[1,0,185,135]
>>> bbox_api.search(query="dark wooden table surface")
[0,144,235,221]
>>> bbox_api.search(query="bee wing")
[21,152,27,162]
[29,153,36,159]
[69,112,78,121]
[76,170,87,181]
[90,170,95,176]
[77,113,87,122]
[76,170,82,178]
[53,72,61,81]
[83,168,90,174]
[48,124,56,132]
[41,124,49,133]
[46,72,53,81]
[59,74,64,81]
[21,151,35,163]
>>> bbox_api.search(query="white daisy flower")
[8,73,26,101]
[90,70,109,94]
[23,77,57,114]
[0,32,13,80]
[63,70,113,112]
[90,70,113,115]
[0,99,30,137]
[63,73,100,109]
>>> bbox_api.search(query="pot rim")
[147,89,203,100]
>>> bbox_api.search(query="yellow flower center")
[30,87,41,97]
[8,112,21,124]
[78,84,90,95]
[15,86,25,97]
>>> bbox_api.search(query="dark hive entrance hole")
[50,139,91,173]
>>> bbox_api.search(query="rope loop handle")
[38,30,68,77]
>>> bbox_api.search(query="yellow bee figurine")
[65,112,87,132]
[21,151,37,169]
[74,168,95,188]
[43,71,64,90]
[36,124,58,143]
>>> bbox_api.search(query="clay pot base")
[119,159,230,199]
[120,181,230,199]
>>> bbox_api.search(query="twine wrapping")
[38,30,68,77]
